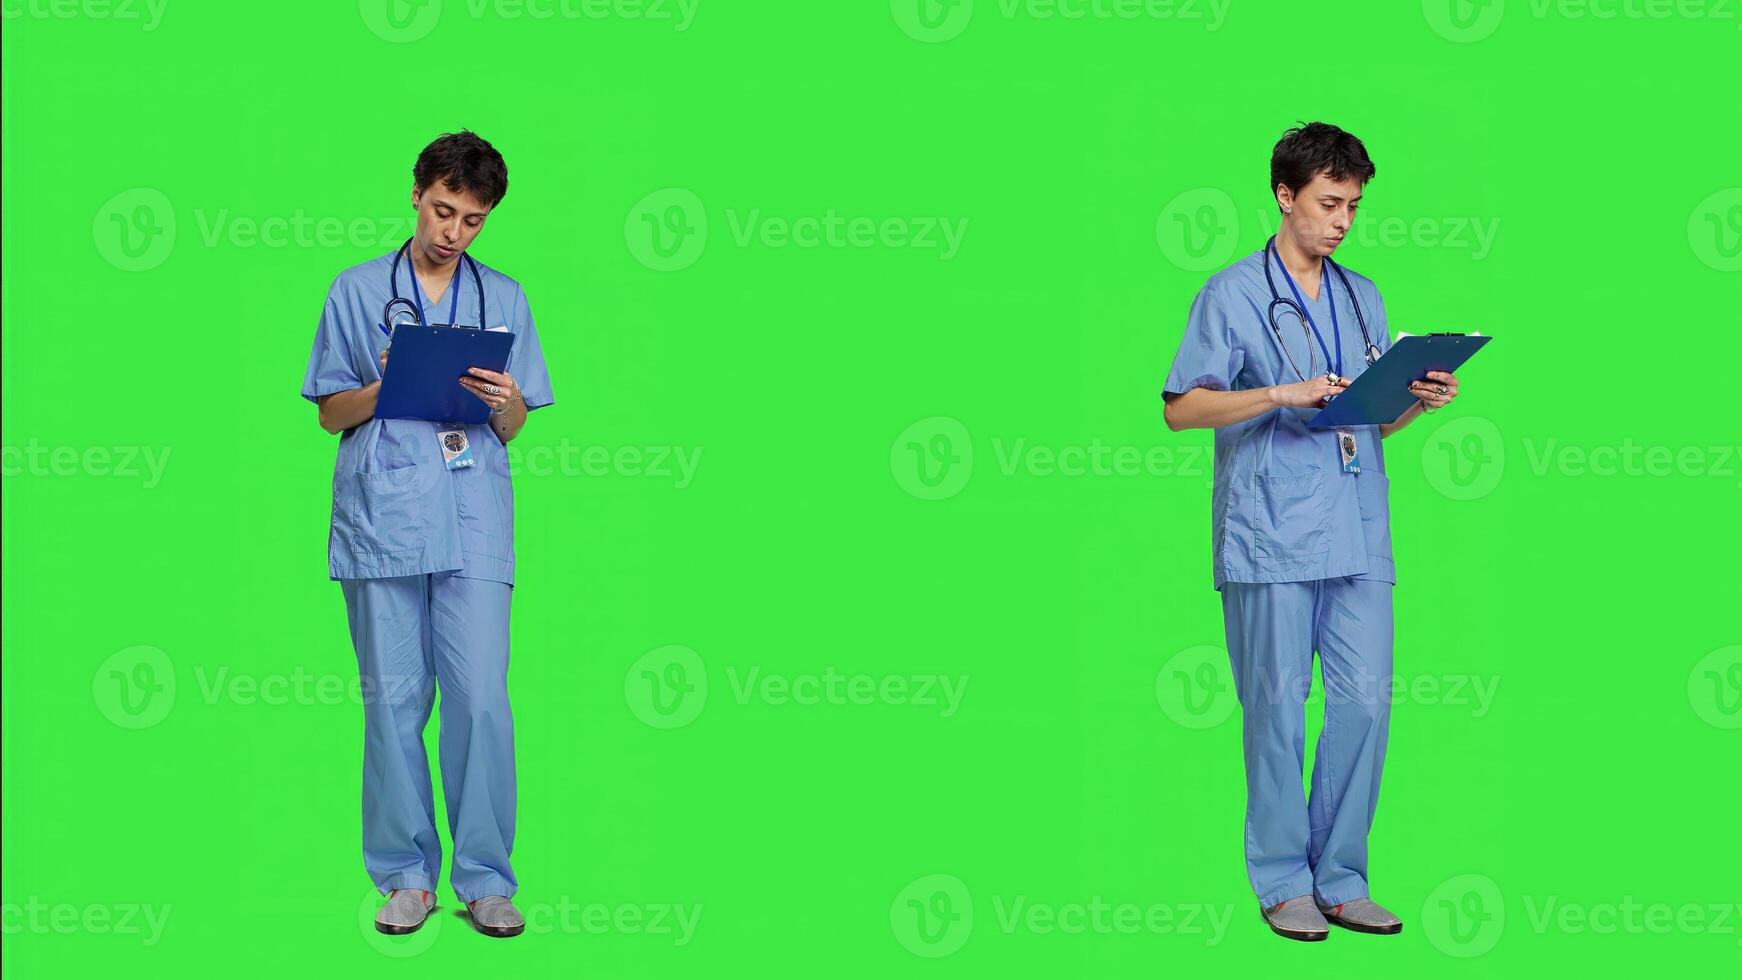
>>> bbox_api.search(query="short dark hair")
[1269,122,1375,210]
[413,130,509,208]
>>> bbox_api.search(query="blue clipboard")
[375,324,515,424]
[1308,333,1491,429]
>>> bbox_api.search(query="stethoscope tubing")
[383,237,486,332]
[1262,235,1380,381]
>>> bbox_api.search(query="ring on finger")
[483,383,502,395]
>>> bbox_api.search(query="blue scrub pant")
[341,572,518,902]
[1220,576,1392,909]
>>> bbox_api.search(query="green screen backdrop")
[4,1,1739,975]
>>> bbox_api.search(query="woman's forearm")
[1379,401,1424,439]
[1163,386,1279,431]
[318,383,380,434]
[489,396,528,443]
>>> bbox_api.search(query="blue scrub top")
[301,250,555,585]
[1163,249,1395,591]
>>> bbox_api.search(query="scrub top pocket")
[1253,471,1332,560]
[350,463,427,556]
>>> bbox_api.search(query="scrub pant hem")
[378,873,437,896]
[1259,879,1317,909]
[454,873,517,903]
[1315,886,1371,907]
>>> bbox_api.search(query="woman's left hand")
[1409,370,1459,411]
[460,366,520,413]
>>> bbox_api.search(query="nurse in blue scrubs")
[301,131,553,939]
[1162,123,1460,942]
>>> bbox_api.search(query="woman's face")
[1277,171,1363,260]
[410,181,492,266]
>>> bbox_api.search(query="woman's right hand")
[378,346,390,378]
[1270,374,1350,408]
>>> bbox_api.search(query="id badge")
[437,424,475,470]
[1336,429,1361,474]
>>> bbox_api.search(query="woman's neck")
[1275,228,1322,282]
[410,243,459,282]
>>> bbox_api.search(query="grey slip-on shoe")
[1318,897,1403,935]
[375,889,437,935]
[1261,895,1330,942]
[466,895,526,938]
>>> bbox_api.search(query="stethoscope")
[1262,234,1380,382]
[381,236,486,334]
